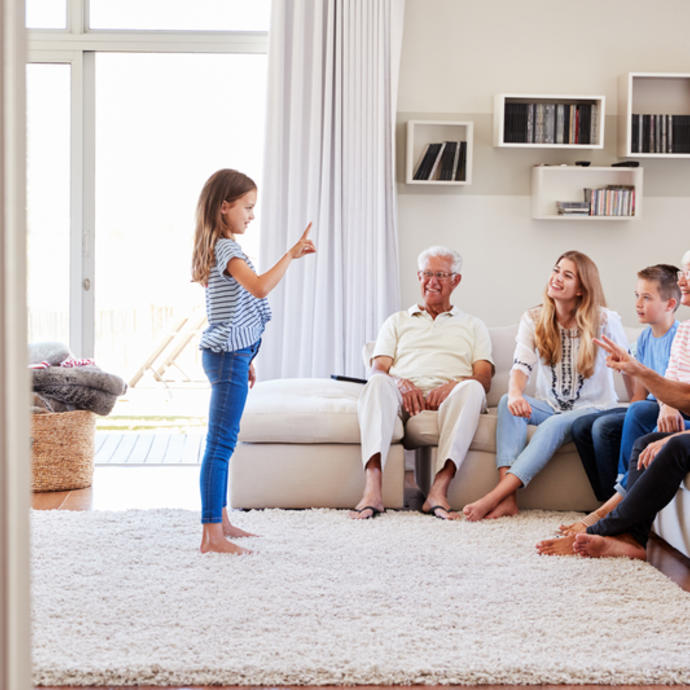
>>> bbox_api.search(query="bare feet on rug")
[573,533,646,560]
[463,492,516,522]
[536,535,576,556]
[201,524,252,555]
[484,494,519,520]
[557,520,589,536]
[222,509,258,538]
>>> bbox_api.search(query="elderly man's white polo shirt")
[371,304,494,393]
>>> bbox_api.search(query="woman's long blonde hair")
[533,250,605,379]
[191,169,256,285]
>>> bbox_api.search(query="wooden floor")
[33,467,690,690]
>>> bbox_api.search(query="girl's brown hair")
[533,250,606,379]
[191,169,256,285]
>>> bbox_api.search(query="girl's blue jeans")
[199,342,259,524]
[496,393,598,487]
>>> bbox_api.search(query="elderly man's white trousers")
[358,374,486,474]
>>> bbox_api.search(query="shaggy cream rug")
[31,508,690,686]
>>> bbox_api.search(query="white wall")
[396,0,690,327]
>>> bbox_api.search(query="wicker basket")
[31,410,96,492]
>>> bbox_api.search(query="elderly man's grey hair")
[682,249,690,267]
[417,245,463,274]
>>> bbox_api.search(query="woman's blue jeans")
[199,342,259,524]
[496,393,598,487]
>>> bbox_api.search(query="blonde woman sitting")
[463,250,629,521]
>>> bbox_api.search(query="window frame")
[26,0,268,356]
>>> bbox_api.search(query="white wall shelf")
[618,72,690,158]
[406,120,473,185]
[494,94,605,149]
[531,165,643,220]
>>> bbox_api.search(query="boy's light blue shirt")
[635,319,679,400]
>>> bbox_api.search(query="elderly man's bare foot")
[536,535,576,556]
[200,535,251,555]
[349,497,384,520]
[573,533,646,560]
[484,494,518,520]
[421,499,461,520]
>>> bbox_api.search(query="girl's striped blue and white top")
[199,237,271,352]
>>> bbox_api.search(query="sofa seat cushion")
[403,407,575,455]
[238,377,404,444]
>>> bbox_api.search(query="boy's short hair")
[637,264,681,311]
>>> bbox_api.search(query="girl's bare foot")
[201,523,252,555]
[573,533,646,560]
[222,508,258,538]
[536,535,576,556]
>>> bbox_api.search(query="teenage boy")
[569,265,680,501]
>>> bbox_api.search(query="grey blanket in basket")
[32,366,127,416]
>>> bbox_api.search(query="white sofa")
[230,324,690,558]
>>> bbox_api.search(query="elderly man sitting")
[350,245,494,520]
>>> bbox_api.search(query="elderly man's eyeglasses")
[677,269,690,281]
[418,270,456,281]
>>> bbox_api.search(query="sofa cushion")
[238,377,404,444]
[404,407,576,455]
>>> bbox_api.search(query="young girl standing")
[191,169,315,554]
[463,250,629,521]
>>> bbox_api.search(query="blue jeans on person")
[199,341,260,524]
[496,393,599,486]
[571,408,627,501]
[615,400,690,494]
[588,431,690,548]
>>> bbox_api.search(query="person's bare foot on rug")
[421,460,461,520]
[463,472,521,522]
[573,533,646,560]
[536,535,576,556]
[557,519,589,536]
[222,508,258,538]
[201,524,252,555]
[484,494,518,520]
[350,455,384,519]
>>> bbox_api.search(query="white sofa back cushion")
[364,324,642,408]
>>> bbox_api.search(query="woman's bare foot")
[536,535,576,556]
[201,523,252,555]
[573,533,646,560]
[222,509,258,538]
[462,495,497,521]
[484,494,519,520]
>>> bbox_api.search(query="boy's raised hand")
[289,222,316,259]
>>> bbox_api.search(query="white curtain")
[258,0,405,380]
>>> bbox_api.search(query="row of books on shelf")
[504,102,599,145]
[630,113,690,153]
[413,141,467,181]
[557,185,635,216]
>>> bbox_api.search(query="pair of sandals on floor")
[351,504,455,520]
